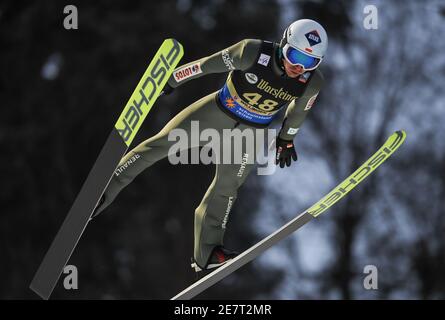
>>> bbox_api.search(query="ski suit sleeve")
[167,39,262,88]
[278,70,324,141]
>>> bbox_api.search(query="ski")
[172,130,407,300]
[30,39,184,300]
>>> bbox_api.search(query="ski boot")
[191,246,239,272]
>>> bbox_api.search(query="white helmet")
[281,19,328,70]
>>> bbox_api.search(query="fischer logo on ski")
[307,130,406,217]
[115,40,182,146]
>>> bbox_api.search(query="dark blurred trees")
[0,0,283,299]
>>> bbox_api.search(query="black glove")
[275,136,298,168]
[161,82,174,96]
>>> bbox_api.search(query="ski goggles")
[283,43,322,70]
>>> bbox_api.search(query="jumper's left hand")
[275,137,298,168]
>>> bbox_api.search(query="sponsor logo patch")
[221,196,234,229]
[256,79,297,102]
[224,97,236,108]
[237,153,249,177]
[222,49,235,70]
[257,53,271,66]
[115,153,141,176]
[305,30,321,46]
[304,94,318,111]
[245,73,258,84]
[287,128,299,135]
[173,63,202,82]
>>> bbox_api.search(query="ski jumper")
[94,39,324,267]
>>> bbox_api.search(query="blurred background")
[1,0,445,299]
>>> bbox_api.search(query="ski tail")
[171,130,407,300]
[30,39,184,300]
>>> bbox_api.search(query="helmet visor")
[283,44,321,70]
